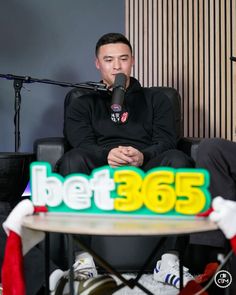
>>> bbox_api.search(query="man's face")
[95,43,134,88]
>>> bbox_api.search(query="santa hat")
[1,199,45,295]
[179,262,219,295]
[209,196,236,253]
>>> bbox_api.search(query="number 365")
[113,167,211,215]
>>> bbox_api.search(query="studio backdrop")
[0,0,125,152]
[126,0,236,141]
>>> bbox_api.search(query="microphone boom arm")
[0,73,108,152]
[0,73,108,91]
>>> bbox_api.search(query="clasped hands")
[107,146,144,168]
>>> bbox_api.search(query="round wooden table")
[23,214,218,295]
[23,213,217,236]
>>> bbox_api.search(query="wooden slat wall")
[125,0,236,140]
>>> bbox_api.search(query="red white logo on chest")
[121,111,128,123]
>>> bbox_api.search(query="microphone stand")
[0,73,108,152]
[13,79,23,152]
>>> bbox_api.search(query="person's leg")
[190,138,236,274]
[58,148,108,258]
[142,150,195,266]
[196,138,236,200]
[58,148,107,176]
[142,149,194,171]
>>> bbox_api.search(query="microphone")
[111,73,128,124]
[111,73,126,112]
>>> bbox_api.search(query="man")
[194,138,236,253]
[191,138,236,254]
[58,32,195,291]
[191,138,236,294]
[196,138,236,201]
[196,138,236,248]
[59,32,194,176]
[153,138,236,292]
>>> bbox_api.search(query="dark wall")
[0,0,125,152]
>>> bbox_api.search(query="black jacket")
[65,77,177,164]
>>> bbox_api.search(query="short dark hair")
[95,33,132,56]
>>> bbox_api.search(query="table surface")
[23,213,218,236]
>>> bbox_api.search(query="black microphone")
[111,73,128,123]
[111,73,127,112]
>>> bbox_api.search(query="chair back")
[143,86,182,141]
[63,88,94,141]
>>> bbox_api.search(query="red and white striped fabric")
[209,196,236,254]
[1,199,45,295]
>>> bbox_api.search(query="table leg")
[45,232,50,295]
[179,252,184,290]
[67,234,75,295]
[134,237,167,283]
[44,234,75,295]
[177,236,189,290]
[73,235,168,295]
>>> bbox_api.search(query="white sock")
[49,269,64,291]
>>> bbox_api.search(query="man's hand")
[119,146,144,167]
[107,147,132,168]
[107,146,144,168]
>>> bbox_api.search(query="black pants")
[190,138,236,248]
[187,138,236,282]
[58,148,194,175]
[58,147,195,270]
[196,138,236,200]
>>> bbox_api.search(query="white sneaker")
[72,252,98,280]
[50,252,98,295]
[153,253,194,289]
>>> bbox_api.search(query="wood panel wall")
[125,0,236,140]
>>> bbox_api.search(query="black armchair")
[35,86,200,167]
[34,86,201,272]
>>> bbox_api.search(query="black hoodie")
[65,77,177,164]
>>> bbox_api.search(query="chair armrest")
[33,137,70,171]
[178,137,203,161]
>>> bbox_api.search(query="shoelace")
[73,259,96,280]
[74,267,95,280]
[63,267,95,281]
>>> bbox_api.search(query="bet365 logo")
[30,162,211,216]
